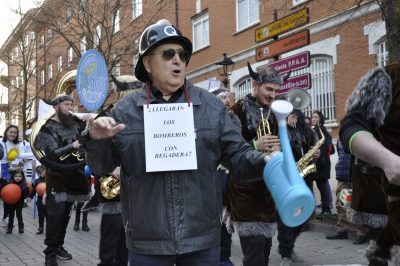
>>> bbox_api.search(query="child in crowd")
[28,165,47,234]
[0,167,30,234]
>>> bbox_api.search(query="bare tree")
[0,6,52,136]
[29,0,171,107]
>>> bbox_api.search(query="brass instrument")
[256,107,271,139]
[296,126,325,177]
[99,174,121,199]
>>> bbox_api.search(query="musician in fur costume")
[227,63,288,266]
[340,63,400,265]
[34,94,91,266]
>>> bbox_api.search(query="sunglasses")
[147,48,190,62]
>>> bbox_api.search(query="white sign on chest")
[143,103,197,172]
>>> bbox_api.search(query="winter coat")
[85,81,265,255]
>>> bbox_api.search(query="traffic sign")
[255,8,309,43]
[257,51,310,74]
[278,73,311,94]
[255,30,310,62]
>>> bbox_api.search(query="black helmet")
[135,19,193,82]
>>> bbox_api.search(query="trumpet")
[256,108,271,139]
[99,174,120,199]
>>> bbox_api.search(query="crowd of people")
[0,19,399,266]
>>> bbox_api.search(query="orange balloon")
[1,184,22,204]
[36,183,47,196]
[27,182,33,194]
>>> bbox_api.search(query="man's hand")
[311,146,320,159]
[88,117,125,140]
[255,135,280,153]
[26,197,32,202]
[72,140,80,149]
[111,166,121,180]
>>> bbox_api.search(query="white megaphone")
[286,88,311,110]
[263,100,315,227]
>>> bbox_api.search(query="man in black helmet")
[84,20,273,265]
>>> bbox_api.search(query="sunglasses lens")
[161,49,189,62]
[162,49,176,60]
[178,51,189,62]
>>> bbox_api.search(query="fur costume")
[228,95,278,238]
[35,118,89,202]
[341,63,400,263]
[345,67,392,127]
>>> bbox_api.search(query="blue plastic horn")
[263,100,315,227]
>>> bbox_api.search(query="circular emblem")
[77,50,109,112]
[164,26,177,36]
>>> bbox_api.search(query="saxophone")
[296,126,325,177]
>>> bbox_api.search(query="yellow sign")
[255,8,309,43]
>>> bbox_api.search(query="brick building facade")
[0,0,388,138]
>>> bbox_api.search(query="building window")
[376,40,388,67]
[47,29,53,42]
[67,47,73,67]
[40,69,45,86]
[25,33,29,47]
[292,0,308,6]
[27,96,36,120]
[20,71,23,87]
[80,36,86,54]
[236,0,259,31]
[195,0,201,13]
[79,0,85,11]
[11,79,14,88]
[48,64,53,80]
[30,60,36,75]
[10,51,14,61]
[66,0,72,22]
[234,77,252,101]
[30,32,35,41]
[40,34,44,48]
[291,55,336,123]
[16,76,20,88]
[57,56,63,72]
[113,9,120,34]
[192,12,209,51]
[94,24,101,48]
[133,0,142,19]
[15,46,19,57]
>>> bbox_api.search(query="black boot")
[19,226,24,234]
[6,227,12,234]
[73,221,79,231]
[82,212,90,232]
[36,227,44,234]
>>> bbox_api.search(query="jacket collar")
[136,80,201,107]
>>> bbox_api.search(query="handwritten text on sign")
[144,103,197,172]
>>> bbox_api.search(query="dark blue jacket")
[335,140,352,182]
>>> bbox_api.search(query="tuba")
[263,100,315,227]
[30,70,87,172]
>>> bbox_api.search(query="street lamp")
[215,53,235,89]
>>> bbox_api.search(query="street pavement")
[0,201,389,266]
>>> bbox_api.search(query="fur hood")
[345,67,392,126]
